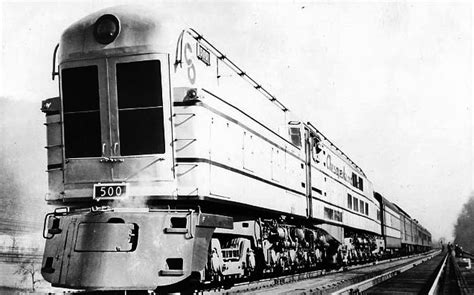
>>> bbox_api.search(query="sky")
[0,0,472,241]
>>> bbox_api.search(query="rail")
[335,250,441,294]
[427,252,448,294]
[357,250,473,295]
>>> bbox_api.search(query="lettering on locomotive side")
[326,154,350,183]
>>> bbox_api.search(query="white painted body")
[39,6,435,290]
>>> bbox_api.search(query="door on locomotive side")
[60,53,174,198]
[303,127,313,217]
[303,128,323,218]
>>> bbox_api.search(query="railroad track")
[45,251,449,295]
[362,250,472,295]
[198,251,440,295]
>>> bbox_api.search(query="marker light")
[94,14,120,44]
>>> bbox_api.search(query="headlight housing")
[93,14,120,45]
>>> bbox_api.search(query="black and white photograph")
[0,0,472,293]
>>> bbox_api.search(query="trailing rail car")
[374,192,402,255]
[394,204,432,253]
[374,192,431,257]
[40,5,431,292]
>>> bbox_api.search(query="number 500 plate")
[93,183,128,199]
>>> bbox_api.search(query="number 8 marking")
[184,42,196,84]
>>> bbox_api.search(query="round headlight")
[94,14,120,45]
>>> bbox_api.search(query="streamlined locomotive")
[40,5,431,291]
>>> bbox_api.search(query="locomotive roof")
[58,5,182,63]
[392,203,431,236]
[393,203,412,219]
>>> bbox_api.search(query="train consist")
[40,6,431,292]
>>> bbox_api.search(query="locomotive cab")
[44,7,178,201]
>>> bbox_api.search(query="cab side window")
[289,126,301,148]
[311,134,322,162]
